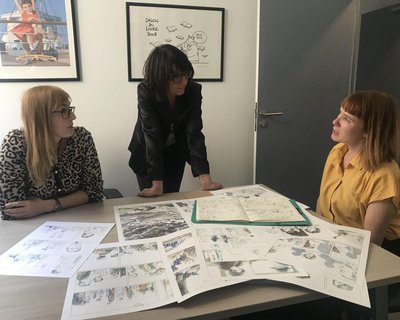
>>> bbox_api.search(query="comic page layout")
[61,239,175,320]
[114,200,190,241]
[0,221,114,278]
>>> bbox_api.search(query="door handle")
[259,112,283,117]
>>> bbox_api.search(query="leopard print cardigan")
[0,127,103,213]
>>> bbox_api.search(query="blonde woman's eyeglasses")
[52,106,75,119]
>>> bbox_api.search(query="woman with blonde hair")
[0,85,103,219]
[317,90,400,255]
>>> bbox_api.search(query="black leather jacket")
[128,81,210,180]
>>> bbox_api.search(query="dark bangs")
[170,48,194,77]
[341,92,367,120]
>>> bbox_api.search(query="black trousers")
[382,238,400,257]
[135,144,186,193]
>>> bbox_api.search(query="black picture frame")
[126,2,225,82]
[0,0,80,82]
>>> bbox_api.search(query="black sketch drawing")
[127,4,224,81]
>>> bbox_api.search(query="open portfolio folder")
[192,195,311,226]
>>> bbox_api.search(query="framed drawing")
[126,2,225,82]
[0,0,80,82]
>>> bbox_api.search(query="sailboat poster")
[0,0,80,81]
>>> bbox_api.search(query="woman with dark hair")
[317,90,400,255]
[128,44,222,197]
[0,85,103,219]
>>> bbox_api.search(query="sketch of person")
[125,286,135,299]
[106,288,115,304]
[81,229,95,238]
[72,292,90,306]
[175,265,200,295]
[339,264,356,280]
[76,270,91,287]
[142,262,164,275]
[218,261,245,276]
[66,241,81,252]
[177,34,200,61]
[126,265,138,277]
[109,267,126,279]
[280,226,308,237]
[135,283,154,294]
[270,262,292,273]
[332,279,353,291]
[305,225,321,234]
[92,269,105,283]
[303,239,316,249]
[177,31,207,63]
[163,239,181,252]
[92,289,105,301]
[303,252,317,260]
[291,247,306,257]
[94,247,118,259]
[171,252,187,272]
[115,287,126,301]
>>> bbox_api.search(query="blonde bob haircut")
[21,85,71,186]
[341,90,400,170]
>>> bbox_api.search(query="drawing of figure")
[332,279,353,291]
[125,286,135,299]
[115,287,126,301]
[270,261,293,273]
[72,292,90,306]
[141,262,164,275]
[94,247,118,259]
[106,288,115,304]
[175,265,200,295]
[280,226,308,237]
[92,289,105,301]
[171,252,187,272]
[134,282,154,294]
[76,270,91,287]
[126,265,138,277]
[339,264,356,280]
[177,35,200,61]
[10,0,45,53]
[218,261,245,276]
[305,225,321,234]
[109,267,126,278]
[66,241,81,252]
[303,252,317,260]
[81,228,94,238]
[177,31,207,63]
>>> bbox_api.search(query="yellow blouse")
[318,143,400,240]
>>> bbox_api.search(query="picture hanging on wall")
[126,2,225,82]
[0,0,80,82]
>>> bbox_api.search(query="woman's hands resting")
[199,174,223,191]
[137,175,223,198]
[4,199,56,219]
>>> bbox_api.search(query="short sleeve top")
[318,143,400,240]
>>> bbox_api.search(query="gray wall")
[356,3,400,103]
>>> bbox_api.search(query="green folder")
[191,198,312,226]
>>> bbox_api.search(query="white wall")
[0,0,258,196]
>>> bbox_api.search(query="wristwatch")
[54,198,63,212]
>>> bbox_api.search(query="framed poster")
[126,2,225,81]
[0,0,80,82]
